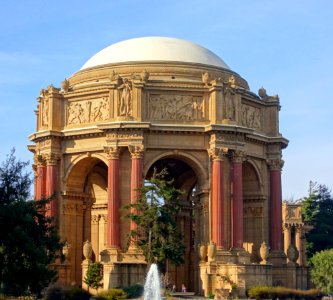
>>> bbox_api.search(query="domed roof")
[81,37,230,70]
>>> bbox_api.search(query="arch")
[144,150,208,189]
[64,153,108,192]
[243,159,263,195]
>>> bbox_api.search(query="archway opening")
[242,161,264,263]
[64,157,108,283]
[146,157,199,292]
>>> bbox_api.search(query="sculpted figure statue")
[258,87,279,101]
[119,78,132,116]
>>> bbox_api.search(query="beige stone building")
[28,37,309,296]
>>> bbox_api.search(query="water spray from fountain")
[143,263,162,300]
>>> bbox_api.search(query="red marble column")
[106,147,120,248]
[36,155,46,201]
[129,145,144,245]
[208,147,227,249]
[269,159,284,251]
[232,151,244,249]
[46,153,59,219]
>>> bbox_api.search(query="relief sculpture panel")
[241,105,261,130]
[148,94,205,121]
[67,97,109,125]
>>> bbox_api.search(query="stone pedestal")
[268,250,287,266]
[81,259,91,290]
[100,247,121,263]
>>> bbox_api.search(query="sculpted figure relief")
[149,95,204,121]
[241,105,261,130]
[42,98,49,126]
[118,78,132,116]
[67,98,109,125]
[224,88,236,120]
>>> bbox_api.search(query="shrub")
[95,288,128,300]
[45,285,91,300]
[122,284,144,298]
[247,286,322,300]
[66,287,91,300]
[45,285,66,300]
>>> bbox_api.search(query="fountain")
[143,263,162,300]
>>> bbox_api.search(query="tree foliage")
[0,149,63,297]
[310,249,333,294]
[84,262,103,291]
[301,181,333,260]
[124,168,185,273]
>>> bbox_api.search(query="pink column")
[46,153,59,219]
[106,147,120,248]
[36,155,46,201]
[208,147,227,249]
[129,145,144,244]
[232,151,244,249]
[269,159,284,251]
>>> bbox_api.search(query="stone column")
[283,225,291,261]
[36,155,46,201]
[231,151,244,249]
[45,153,59,219]
[295,227,303,265]
[208,147,227,249]
[269,158,284,252]
[105,146,121,249]
[128,145,144,247]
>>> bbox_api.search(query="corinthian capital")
[207,147,228,161]
[104,146,120,159]
[128,144,144,159]
[232,150,245,163]
[36,154,46,167]
[45,152,61,165]
[268,158,284,171]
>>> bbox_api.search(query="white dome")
[81,37,230,70]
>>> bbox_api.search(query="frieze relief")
[244,206,263,218]
[148,94,205,121]
[241,105,261,130]
[67,97,109,125]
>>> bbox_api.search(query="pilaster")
[231,150,245,250]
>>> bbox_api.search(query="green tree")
[84,262,103,291]
[301,182,333,260]
[125,168,185,274]
[0,149,63,297]
[310,249,333,294]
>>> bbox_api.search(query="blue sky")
[0,0,332,199]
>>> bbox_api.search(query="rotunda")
[29,37,309,296]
